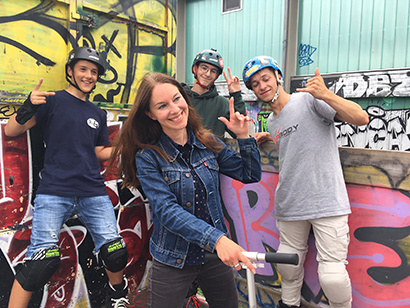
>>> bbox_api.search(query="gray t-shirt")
[267,92,351,221]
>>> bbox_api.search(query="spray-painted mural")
[0,121,154,307]
[1,1,409,307]
[0,0,175,306]
[217,69,410,152]
[1,121,409,308]
[220,145,410,308]
[291,69,410,151]
[0,0,177,118]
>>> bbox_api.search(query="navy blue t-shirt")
[34,90,109,197]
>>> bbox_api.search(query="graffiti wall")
[0,0,176,306]
[1,121,409,308]
[291,68,410,151]
[0,121,153,307]
[1,1,409,307]
[221,177,410,308]
[0,0,177,119]
[218,68,410,152]
[221,139,410,308]
[245,98,410,151]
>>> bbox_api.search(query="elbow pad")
[15,93,40,124]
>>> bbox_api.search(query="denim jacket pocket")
[162,170,181,192]
[204,159,219,172]
[198,157,219,185]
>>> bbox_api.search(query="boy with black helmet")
[5,46,129,308]
[65,46,106,93]
[243,55,369,308]
[183,48,246,139]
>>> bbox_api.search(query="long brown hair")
[108,72,223,189]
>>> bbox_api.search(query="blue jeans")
[26,194,120,259]
[149,258,238,308]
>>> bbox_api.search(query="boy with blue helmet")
[242,55,285,144]
[243,55,284,104]
[243,55,369,308]
[243,56,284,88]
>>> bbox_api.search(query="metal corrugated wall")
[297,0,410,75]
[184,0,410,80]
[185,0,284,83]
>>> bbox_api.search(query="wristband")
[15,93,40,125]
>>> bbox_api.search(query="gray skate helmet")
[192,49,224,76]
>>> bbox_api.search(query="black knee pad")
[100,238,128,273]
[16,247,61,292]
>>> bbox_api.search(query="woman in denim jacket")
[110,73,261,308]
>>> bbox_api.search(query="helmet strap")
[270,71,283,104]
[193,65,219,90]
[194,77,210,90]
[193,65,198,79]
[66,67,96,95]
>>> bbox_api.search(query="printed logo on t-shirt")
[273,124,298,149]
[87,118,100,129]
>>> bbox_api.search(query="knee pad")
[100,238,128,272]
[16,247,61,292]
[277,244,305,281]
[318,262,352,306]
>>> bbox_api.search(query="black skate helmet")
[65,47,105,93]
[65,46,105,76]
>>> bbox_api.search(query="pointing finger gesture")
[30,78,55,105]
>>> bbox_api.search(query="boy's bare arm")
[4,114,37,137]
[95,146,113,163]
[297,68,369,126]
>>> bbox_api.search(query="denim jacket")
[135,128,261,268]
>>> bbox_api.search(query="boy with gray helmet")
[183,48,246,139]
[6,46,129,308]
[243,55,369,308]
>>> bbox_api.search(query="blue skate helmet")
[243,56,284,103]
[242,56,283,89]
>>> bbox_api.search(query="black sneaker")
[106,277,129,308]
[278,300,299,308]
